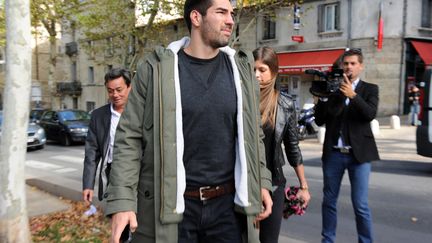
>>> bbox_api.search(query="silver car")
[0,111,46,150]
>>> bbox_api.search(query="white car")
[0,111,46,150]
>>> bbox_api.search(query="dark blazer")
[82,104,112,201]
[314,80,380,163]
[270,93,303,185]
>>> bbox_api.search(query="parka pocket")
[143,107,153,130]
[136,178,155,237]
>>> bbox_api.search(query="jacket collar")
[354,79,364,93]
[166,36,236,57]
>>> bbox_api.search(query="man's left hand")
[255,188,273,222]
[340,74,357,99]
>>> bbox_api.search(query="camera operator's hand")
[340,74,357,99]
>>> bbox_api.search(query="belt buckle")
[340,147,350,153]
[199,186,211,201]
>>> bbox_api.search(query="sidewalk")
[26,185,70,218]
[299,115,431,164]
[26,115,430,241]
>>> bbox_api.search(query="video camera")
[305,68,344,97]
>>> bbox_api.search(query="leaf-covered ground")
[30,200,110,243]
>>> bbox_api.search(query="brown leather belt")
[184,182,235,201]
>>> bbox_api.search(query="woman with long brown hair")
[253,46,311,243]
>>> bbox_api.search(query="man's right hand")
[111,211,138,243]
[82,189,94,204]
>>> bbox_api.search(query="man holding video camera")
[314,48,379,243]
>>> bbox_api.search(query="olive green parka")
[105,37,272,243]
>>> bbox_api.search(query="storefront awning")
[277,49,345,74]
[411,41,432,66]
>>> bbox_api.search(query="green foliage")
[76,0,185,68]
[75,0,302,66]
[30,0,81,36]
[230,0,303,46]
[76,0,135,41]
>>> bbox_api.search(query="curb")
[26,177,104,209]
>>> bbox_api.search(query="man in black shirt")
[176,0,272,241]
[107,0,272,242]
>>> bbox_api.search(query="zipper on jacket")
[157,61,165,217]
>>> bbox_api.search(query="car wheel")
[61,133,71,146]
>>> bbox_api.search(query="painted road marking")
[54,168,78,173]
[50,155,83,164]
[26,160,62,170]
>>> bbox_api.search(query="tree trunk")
[48,35,57,109]
[0,0,32,242]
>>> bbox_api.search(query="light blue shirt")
[337,78,360,148]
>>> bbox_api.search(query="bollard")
[317,127,326,144]
[390,115,401,129]
[370,119,380,136]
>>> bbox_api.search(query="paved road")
[25,124,432,243]
[26,142,84,179]
[280,125,432,243]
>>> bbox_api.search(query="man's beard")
[201,21,231,48]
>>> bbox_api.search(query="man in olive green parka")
[106,0,273,242]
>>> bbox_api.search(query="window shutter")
[270,20,276,39]
[335,3,340,30]
[421,0,431,27]
[318,4,324,32]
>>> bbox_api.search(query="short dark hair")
[184,0,213,33]
[104,68,131,87]
[342,48,363,64]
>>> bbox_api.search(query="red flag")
[377,2,384,51]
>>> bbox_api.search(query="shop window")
[290,76,301,95]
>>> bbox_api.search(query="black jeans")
[259,185,285,243]
[178,193,244,243]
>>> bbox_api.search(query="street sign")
[291,36,304,43]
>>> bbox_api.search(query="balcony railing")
[65,42,78,56]
[56,81,82,96]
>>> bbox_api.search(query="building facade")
[244,0,432,116]
[57,0,431,116]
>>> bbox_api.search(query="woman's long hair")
[253,46,280,128]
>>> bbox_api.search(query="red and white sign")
[279,65,331,74]
[291,35,304,43]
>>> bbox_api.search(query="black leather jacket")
[268,92,303,186]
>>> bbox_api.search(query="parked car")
[39,109,90,146]
[29,108,48,124]
[0,111,46,150]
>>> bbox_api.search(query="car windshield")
[58,110,90,122]
[30,110,45,120]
